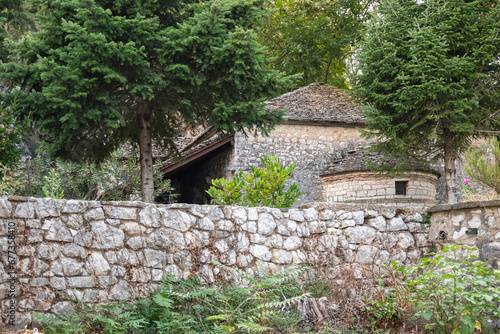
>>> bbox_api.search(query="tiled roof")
[266,82,365,124]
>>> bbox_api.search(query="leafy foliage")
[207,155,302,208]
[0,145,174,201]
[259,0,374,89]
[400,245,500,334]
[352,0,500,203]
[465,138,500,195]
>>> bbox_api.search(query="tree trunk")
[324,57,333,83]
[443,132,457,204]
[138,99,154,203]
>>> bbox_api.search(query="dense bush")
[0,144,174,201]
[207,155,302,208]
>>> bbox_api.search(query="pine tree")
[1,0,290,202]
[353,0,500,203]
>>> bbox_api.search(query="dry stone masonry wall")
[428,200,500,268]
[0,197,430,329]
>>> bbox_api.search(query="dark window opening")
[395,181,408,196]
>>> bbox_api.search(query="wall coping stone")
[428,199,500,213]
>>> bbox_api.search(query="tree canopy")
[1,0,292,202]
[353,0,500,203]
[259,0,374,89]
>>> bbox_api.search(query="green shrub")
[400,245,500,334]
[36,264,310,334]
[207,155,302,208]
[465,138,500,195]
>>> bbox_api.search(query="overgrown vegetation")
[36,264,310,334]
[0,144,174,201]
[34,249,500,334]
[207,155,302,208]
[465,138,500,196]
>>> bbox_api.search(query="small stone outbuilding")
[159,83,440,206]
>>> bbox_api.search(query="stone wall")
[233,123,371,205]
[0,197,430,329]
[322,171,438,204]
[428,200,500,268]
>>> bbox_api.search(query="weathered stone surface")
[14,202,35,218]
[303,208,318,221]
[56,257,84,276]
[250,245,272,261]
[272,250,293,264]
[308,221,326,234]
[388,217,408,231]
[352,211,364,225]
[127,236,146,250]
[248,208,259,221]
[216,220,234,231]
[0,199,13,218]
[138,205,161,227]
[277,220,297,236]
[297,223,310,237]
[237,233,250,252]
[482,242,500,262]
[148,228,185,250]
[86,252,111,276]
[241,221,257,233]
[38,244,61,260]
[367,216,386,231]
[161,209,195,232]
[289,209,305,222]
[84,208,105,221]
[344,226,377,244]
[42,218,72,242]
[355,245,379,263]
[110,280,132,300]
[258,213,276,235]
[195,217,215,230]
[283,236,302,250]
[341,219,356,228]
[208,206,225,220]
[61,200,87,213]
[62,243,87,258]
[27,229,43,243]
[103,205,136,220]
[397,232,415,250]
[35,198,60,218]
[122,222,146,236]
[232,207,247,221]
[67,276,95,288]
[50,277,66,290]
[91,221,124,249]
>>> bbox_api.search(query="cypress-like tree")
[353,0,500,203]
[1,0,290,202]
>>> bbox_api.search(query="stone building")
[159,83,440,206]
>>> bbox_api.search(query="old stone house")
[158,83,442,206]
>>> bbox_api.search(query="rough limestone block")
[14,202,35,219]
[367,216,386,231]
[397,232,415,250]
[0,199,12,218]
[388,217,408,231]
[90,221,124,249]
[61,200,87,214]
[344,226,377,244]
[272,250,293,264]
[250,245,272,261]
[289,209,305,222]
[35,198,60,218]
[103,206,136,220]
[43,219,72,242]
[109,280,132,300]
[84,208,105,221]
[352,211,364,225]
[355,245,379,263]
[67,276,95,288]
[86,252,111,276]
[257,213,277,235]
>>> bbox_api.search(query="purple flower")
[469,187,473,190]
[463,179,470,185]
[350,194,354,197]
[487,319,493,323]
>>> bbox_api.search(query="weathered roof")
[266,82,365,124]
[320,146,440,176]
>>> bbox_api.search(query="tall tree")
[1,0,290,202]
[353,0,500,203]
[259,0,373,89]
